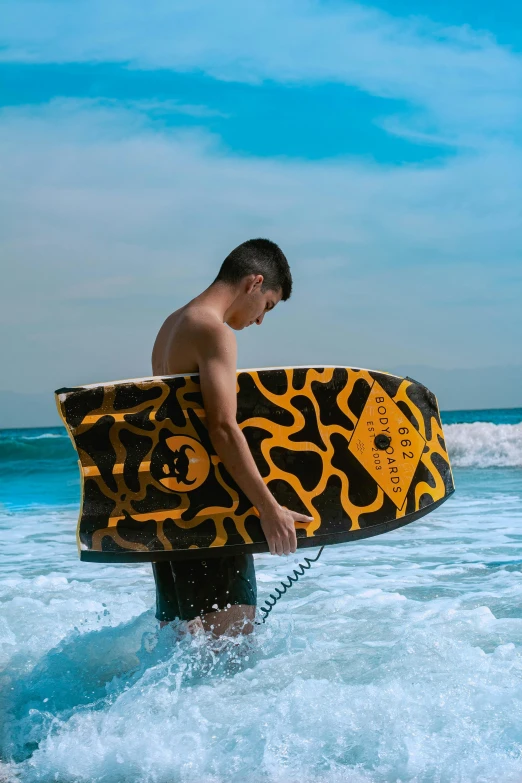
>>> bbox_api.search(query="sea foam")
[2,477,522,783]
[445,422,522,468]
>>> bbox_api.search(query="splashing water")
[1,412,522,782]
[445,422,522,468]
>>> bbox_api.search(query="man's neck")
[193,281,240,324]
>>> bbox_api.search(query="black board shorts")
[152,553,257,622]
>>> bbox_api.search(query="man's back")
[152,303,224,376]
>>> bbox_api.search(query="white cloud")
[1,0,522,147]
[0,0,520,406]
[93,97,230,119]
[0,98,520,393]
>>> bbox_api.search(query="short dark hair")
[214,238,292,300]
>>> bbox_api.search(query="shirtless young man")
[151,238,313,638]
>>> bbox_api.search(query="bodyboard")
[55,366,454,562]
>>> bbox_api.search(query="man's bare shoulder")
[181,305,235,348]
[152,303,234,376]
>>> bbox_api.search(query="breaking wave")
[445,422,522,468]
[0,428,74,471]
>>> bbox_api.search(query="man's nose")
[255,313,265,325]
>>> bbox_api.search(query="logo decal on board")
[349,381,425,508]
[157,435,210,492]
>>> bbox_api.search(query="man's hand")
[260,504,314,556]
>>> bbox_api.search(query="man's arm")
[194,318,312,556]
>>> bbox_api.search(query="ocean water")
[0,409,521,782]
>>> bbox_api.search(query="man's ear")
[246,274,264,293]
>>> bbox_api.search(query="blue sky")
[0,0,521,404]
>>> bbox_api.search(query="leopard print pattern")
[55,367,454,562]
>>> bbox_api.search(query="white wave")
[445,422,522,468]
[20,433,66,440]
[2,479,522,782]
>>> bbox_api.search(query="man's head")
[214,238,292,330]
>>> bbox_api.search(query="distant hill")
[1,364,521,429]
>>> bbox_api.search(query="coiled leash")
[256,545,325,624]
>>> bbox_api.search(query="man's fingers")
[283,530,297,556]
[268,534,283,556]
[295,512,314,523]
[262,508,312,555]
[288,528,297,553]
[266,534,276,555]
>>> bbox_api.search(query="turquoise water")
[441,407,522,425]
[0,410,521,782]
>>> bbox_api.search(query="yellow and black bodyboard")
[55,367,454,562]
